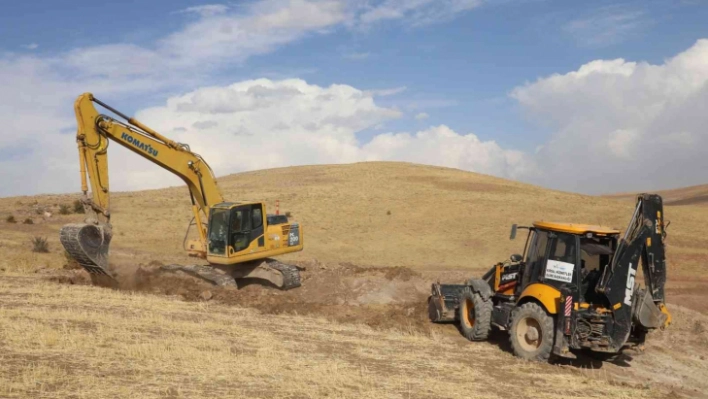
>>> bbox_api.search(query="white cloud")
[0,0,493,197]
[511,38,708,193]
[357,0,482,27]
[178,4,230,17]
[562,5,649,47]
[106,79,530,191]
[363,125,532,179]
[5,0,705,199]
[414,112,429,120]
[120,78,401,189]
[22,43,39,50]
[161,0,348,69]
[364,86,407,97]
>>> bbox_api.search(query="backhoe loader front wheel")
[509,302,554,362]
[458,286,492,341]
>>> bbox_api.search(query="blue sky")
[1,0,708,195]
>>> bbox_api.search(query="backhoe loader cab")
[429,194,671,362]
[514,223,619,302]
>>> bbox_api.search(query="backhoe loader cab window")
[542,233,579,286]
[523,230,549,287]
[208,208,230,256]
[579,237,614,302]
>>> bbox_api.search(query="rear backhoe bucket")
[60,223,114,278]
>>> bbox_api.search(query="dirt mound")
[49,260,436,333]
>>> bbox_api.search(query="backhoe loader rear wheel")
[457,286,492,341]
[509,302,554,362]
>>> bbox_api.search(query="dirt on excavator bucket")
[60,223,114,278]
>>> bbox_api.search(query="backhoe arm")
[596,194,670,348]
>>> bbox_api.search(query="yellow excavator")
[60,93,304,289]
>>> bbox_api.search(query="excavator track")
[159,259,301,290]
[266,260,302,290]
[59,223,114,277]
[160,264,238,287]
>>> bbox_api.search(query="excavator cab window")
[230,207,252,252]
[229,204,266,253]
[207,208,230,256]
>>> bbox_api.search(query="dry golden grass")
[0,161,707,398]
[606,183,708,207]
[0,275,666,399]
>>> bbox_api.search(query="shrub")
[23,218,33,225]
[73,199,85,214]
[6,215,16,223]
[34,207,44,215]
[387,210,391,216]
[59,204,71,215]
[285,211,292,218]
[31,237,49,253]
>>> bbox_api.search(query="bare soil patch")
[50,260,436,333]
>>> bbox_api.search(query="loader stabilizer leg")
[553,289,577,359]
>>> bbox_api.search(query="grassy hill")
[606,183,708,207]
[2,162,705,275]
[0,162,707,398]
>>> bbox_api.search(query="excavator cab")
[206,204,264,256]
[199,201,302,264]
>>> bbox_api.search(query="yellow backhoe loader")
[429,194,671,361]
[60,93,304,289]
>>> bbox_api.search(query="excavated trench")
[50,260,442,333]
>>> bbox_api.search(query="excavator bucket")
[60,223,114,277]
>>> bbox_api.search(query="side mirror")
[510,224,518,240]
[510,254,523,263]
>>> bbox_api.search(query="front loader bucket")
[60,223,113,277]
[428,282,466,323]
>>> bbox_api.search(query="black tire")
[458,286,492,341]
[509,302,554,362]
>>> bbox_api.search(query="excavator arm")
[61,93,224,276]
[596,193,671,348]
